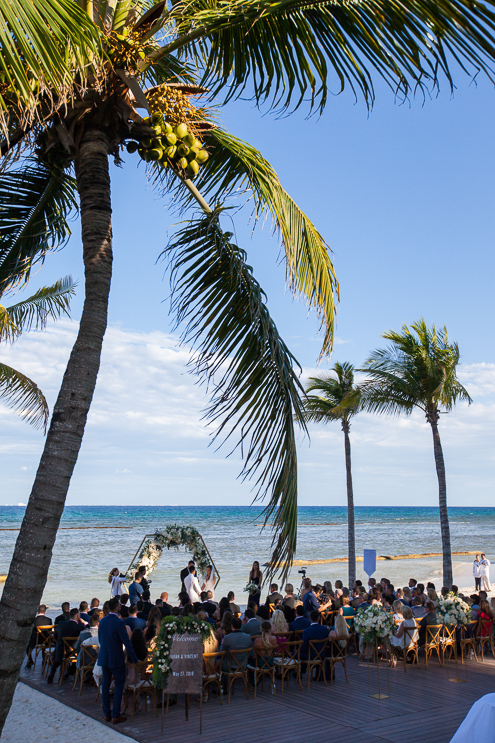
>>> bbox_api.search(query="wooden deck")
[19,652,495,742]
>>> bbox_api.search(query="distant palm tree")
[299,362,361,588]
[359,320,472,587]
[0,277,76,430]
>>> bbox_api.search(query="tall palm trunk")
[429,413,452,587]
[0,127,113,735]
[343,420,356,588]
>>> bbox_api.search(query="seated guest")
[26,605,51,668]
[427,588,438,608]
[79,602,91,623]
[128,573,144,606]
[220,617,252,674]
[417,583,427,601]
[389,606,418,666]
[477,600,494,636]
[451,584,459,596]
[138,590,153,620]
[181,602,195,617]
[159,592,174,617]
[395,588,407,605]
[283,604,296,625]
[207,590,218,607]
[328,613,350,651]
[382,595,394,613]
[119,595,129,619]
[290,604,311,632]
[228,591,241,616]
[54,602,70,631]
[301,610,329,661]
[256,605,270,622]
[265,583,284,608]
[303,582,332,618]
[88,598,100,617]
[402,587,412,605]
[144,607,162,648]
[271,609,289,649]
[241,608,262,637]
[75,612,100,668]
[350,587,364,609]
[440,586,449,598]
[200,592,217,617]
[197,609,216,628]
[418,601,439,645]
[102,601,110,617]
[283,584,296,609]
[340,595,356,627]
[125,605,146,631]
[216,611,233,643]
[48,608,84,683]
[213,597,231,622]
[470,594,480,620]
[411,596,427,619]
[356,592,370,611]
[252,621,277,658]
[393,601,404,623]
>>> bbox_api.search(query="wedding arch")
[125,523,220,587]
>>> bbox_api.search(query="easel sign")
[161,633,204,733]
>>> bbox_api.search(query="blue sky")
[2,72,495,508]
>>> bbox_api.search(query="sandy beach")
[2,683,133,743]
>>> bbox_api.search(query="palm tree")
[0,277,76,430]
[1,0,495,729]
[299,363,360,588]
[359,320,472,588]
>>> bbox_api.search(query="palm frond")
[162,208,306,580]
[0,0,102,131]
[160,127,338,358]
[299,362,359,424]
[0,361,49,431]
[0,158,78,294]
[1,276,76,341]
[152,0,495,114]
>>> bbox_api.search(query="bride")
[201,564,216,600]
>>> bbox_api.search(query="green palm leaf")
[0,158,78,294]
[153,0,495,113]
[0,361,49,431]
[162,208,306,579]
[156,128,338,358]
[1,276,76,342]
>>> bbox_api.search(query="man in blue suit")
[300,611,329,661]
[98,597,138,724]
[289,605,311,632]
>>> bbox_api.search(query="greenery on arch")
[126,523,212,581]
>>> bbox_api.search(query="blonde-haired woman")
[271,608,289,651]
[253,621,278,654]
[329,613,349,648]
[108,567,127,598]
[389,605,418,667]
[427,588,438,608]
[393,600,404,624]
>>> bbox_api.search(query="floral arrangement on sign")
[152,615,214,689]
[244,582,260,595]
[437,593,471,626]
[126,523,211,581]
[353,604,396,644]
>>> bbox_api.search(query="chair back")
[462,621,478,640]
[329,637,348,661]
[62,637,79,657]
[251,647,275,671]
[80,645,97,668]
[426,625,443,645]
[228,647,250,673]
[308,638,328,663]
[35,625,54,647]
[203,651,224,676]
[291,630,304,641]
[403,625,419,650]
[280,639,302,662]
[442,624,456,644]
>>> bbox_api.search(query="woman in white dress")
[108,567,127,598]
[480,554,491,592]
[389,606,418,666]
[201,564,216,600]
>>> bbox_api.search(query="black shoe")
[47,676,54,684]
[26,659,33,669]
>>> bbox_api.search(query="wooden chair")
[401,626,420,671]
[225,648,250,703]
[440,625,457,663]
[273,640,302,694]
[33,625,54,673]
[425,625,443,667]
[59,637,79,685]
[202,651,225,703]
[291,630,304,642]
[72,646,96,695]
[327,638,349,684]
[460,622,478,663]
[247,647,276,698]
[126,659,157,720]
[306,638,328,689]
[476,620,494,661]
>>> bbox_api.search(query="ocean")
[1,506,493,610]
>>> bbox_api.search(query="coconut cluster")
[126,112,208,177]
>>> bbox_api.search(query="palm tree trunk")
[0,127,112,734]
[429,417,453,587]
[343,421,356,589]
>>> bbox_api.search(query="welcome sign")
[166,633,203,695]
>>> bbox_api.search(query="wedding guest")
[220,617,252,674]
[79,601,90,623]
[393,601,404,623]
[389,606,418,666]
[418,601,438,645]
[200,592,217,617]
[75,612,100,668]
[271,609,289,649]
[159,592,174,617]
[201,565,216,599]
[283,584,296,609]
[108,568,127,598]
[128,573,144,606]
[180,560,195,592]
[303,583,332,618]
[283,604,296,625]
[181,603,195,617]
[26,605,51,668]
[248,561,263,608]
[98,597,138,725]
[328,614,349,647]
[215,611,233,643]
[252,621,277,659]
[256,605,270,622]
[265,583,283,608]
[197,609,216,629]
[300,611,329,661]
[228,591,241,616]
[48,608,84,683]
[241,608,262,637]
[473,554,482,591]
[120,594,130,619]
[88,598,100,616]
[356,592,370,612]
[213,597,231,622]
[477,599,494,636]
[470,594,481,620]
[102,601,110,617]
[451,585,459,596]
[144,607,162,648]
[184,565,202,604]
[411,596,427,619]
[137,591,153,620]
[289,604,311,632]
[123,628,148,715]
[427,588,439,608]
[408,578,417,589]
[480,554,492,592]
[138,566,149,593]
[301,577,312,600]
[125,605,146,632]
[403,587,412,605]
[54,602,70,631]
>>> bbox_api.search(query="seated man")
[290,604,311,632]
[125,604,146,631]
[411,596,427,619]
[265,584,283,608]
[220,617,253,683]
[303,583,333,618]
[300,610,329,661]
[200,592,217,618]
[75,612,100,668]
[26,605,51,668]
[241,608,262,637]
[138,590,153,620]
[159,592,174,617]
[79,601,91,623]
[54,602,70,632]
[228,591,241,616]
[48,608,84,683]
[418,601,439,645]
[88,598,100,617]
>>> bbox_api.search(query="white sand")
[2,683,134,742]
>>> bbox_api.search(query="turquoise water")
[1,506,493,609]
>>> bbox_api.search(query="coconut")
[184,133,196,147]
[163,122,173,134]
[151,112,162,125]
[149,148,162,161]
[166,145,177,158]
[165,133,177,146]
[126,141,138,153]
[186,159,199,176]
[141,137,153,148]
[177,144,190,157]
[175,123,188,139]
[178,156,188,169]
[196,150,209,164]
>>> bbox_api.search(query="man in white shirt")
[473,554,482,591]
[184,565,202,604]
[480,553,491,592]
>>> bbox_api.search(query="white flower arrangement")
[354,604,396,644]
[244,582,260,595]
[437,593,470,626]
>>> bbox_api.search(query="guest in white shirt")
[184,565,202,604]
[473,555,482,591]
[480,554,491,592]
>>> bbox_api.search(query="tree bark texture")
[0,128,113,735]
[429,417,453,587]
[343,421,356,589]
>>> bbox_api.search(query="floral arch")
[125,523,220,587]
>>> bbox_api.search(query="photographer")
[108,567,127,598]
[302,580,333,618]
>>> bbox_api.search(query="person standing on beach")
[98,597,138,725]
[473,554,482,591]
[180,560,195,592]
[480,554,491,592]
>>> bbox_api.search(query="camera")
[298,568,307,577]
[119,573,125,578]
